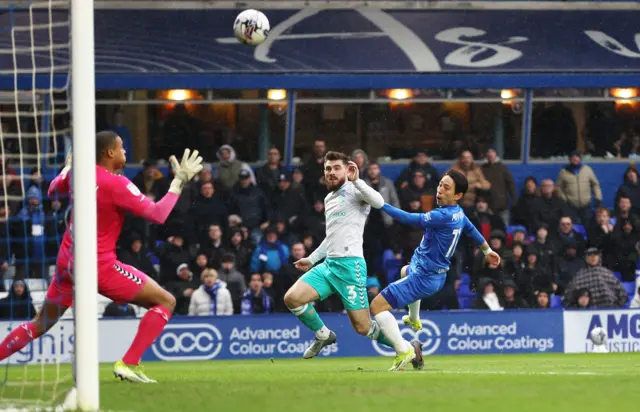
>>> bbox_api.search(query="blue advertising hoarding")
[142,311,563,362]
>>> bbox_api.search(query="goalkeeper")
[283,151,394,358]
[0,131,203,384]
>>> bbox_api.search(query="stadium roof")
[1,8,640,89]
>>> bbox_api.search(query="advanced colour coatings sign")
[4,10,640,73]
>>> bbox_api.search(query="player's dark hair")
[324,151,349,165]
[95,130,119,162]
[444,169,468,196]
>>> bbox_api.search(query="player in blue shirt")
[370,170,501,371]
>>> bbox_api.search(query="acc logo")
[151,323,222,361]
[372,319,441,356]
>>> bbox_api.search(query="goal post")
[71,0,99,410]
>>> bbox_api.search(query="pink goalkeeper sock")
[0,322,39,361]
[122,306,171,366]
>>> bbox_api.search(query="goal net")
[0,0,77,409]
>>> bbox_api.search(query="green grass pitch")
[0,353,639,411]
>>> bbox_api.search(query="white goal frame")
[71,0,99,410]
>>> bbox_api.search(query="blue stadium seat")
[458,282,471,295]
[573,224,587,238]
[614,272,623,282]
[460,273,471,285]
[550,294,563,308]
[623,282,637,296]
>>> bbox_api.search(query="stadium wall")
[3,309,638,365]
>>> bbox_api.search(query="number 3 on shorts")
[347,285,357,301]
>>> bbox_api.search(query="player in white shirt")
[283,151,395,358]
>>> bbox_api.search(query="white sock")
[408,300,421,322]
[374,311,408,353]
[315,325,330,340]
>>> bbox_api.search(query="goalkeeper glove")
[168,149,204,195]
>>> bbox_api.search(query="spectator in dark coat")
[395,149,440,192]
[502,279,529,309]
[230,169,270,240]
[132,159,169,201]
[468,194,506,242]
[278,243,307,305]
[226,228,252,275]
[555,240,586,295]
[156,233,192,284]
[303,140,328,201]
[199,224,225,270]
[270,171,308,224]
[297,196,326,245]
[191,180,228,245]
[256,147,286,197]
[512,176,540,232]
[118,233,158,279]
[605,217,640,282]
[166,263,200,315]
[553,216,586,255]
[482,147,517,225]
[615,165,640,216]
[399,170,432,210]
[393,194,425,264]
[530,224,555,272]
[562,248,628,308]
[218,253,247,313]
[533,179,572,232]
[0,280,35,320]
[587,207,614,252]
[614,194,640,227]
[565,287,592,309]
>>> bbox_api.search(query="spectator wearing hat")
[562,247,628,308]
[512,176,540,232]
[215,144,256,191]
[554,239,586,295]
[167,263,200,315]
[156,230,192,284]
[394,149,439,193]
[605,217,640,281]
[217,252,246,310]
[241,273,274,315]
[502,279,529,309]
[230,168,270,244]
[482,146,517,225]
[0,280,35,319]
[270,170,308,225]
[556,151,602,225]
[256,147,287,198]
[472,278,504,311]
[468,194,506,242]
[250,225,290,274]
[188,268,234,316]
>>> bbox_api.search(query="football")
[590,327,607,346]
[233,9,270,46]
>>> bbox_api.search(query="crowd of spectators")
[0,140,638,318]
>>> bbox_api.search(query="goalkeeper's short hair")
[96,130,119,162]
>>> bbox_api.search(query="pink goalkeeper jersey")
[49,166,178,263]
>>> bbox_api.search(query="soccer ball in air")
[233,9,270,46]
[590,327,607,346]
